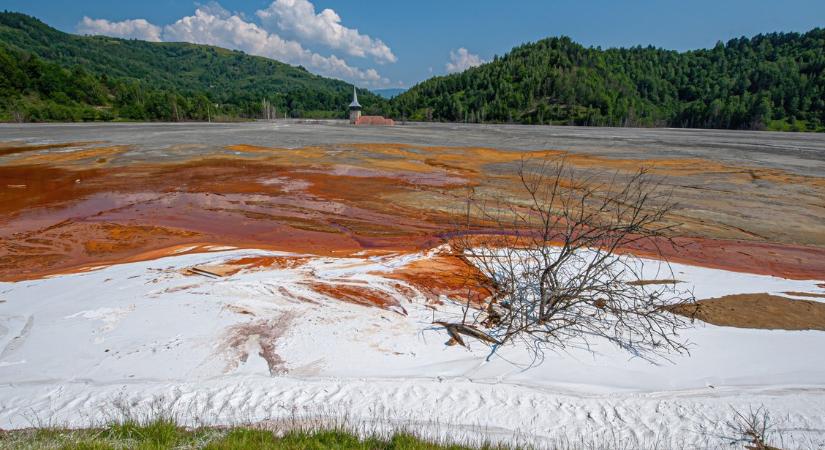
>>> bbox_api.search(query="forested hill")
[3,11,824,130]
[391,30,825,131]
[0,12,385,122]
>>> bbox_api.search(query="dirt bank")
[671,293,825,331]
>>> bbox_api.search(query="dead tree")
[722,406,781,450]
[451,156,694,363]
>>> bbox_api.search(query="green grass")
[0,418,511,450]
[767,118,825,132]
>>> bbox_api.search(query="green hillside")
[391,30,825,131]
[0,11,385,122]
[3,11,823,130]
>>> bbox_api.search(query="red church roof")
[355,116,395,126]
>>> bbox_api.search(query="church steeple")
[349,86,361,110]
[348,86,362,124]
[345,85,394,126]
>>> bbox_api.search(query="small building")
[349,86,362,124]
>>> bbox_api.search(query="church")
[349,87,394,126]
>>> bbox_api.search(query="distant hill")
[0,12,386,122]
[4,11,824,130]
[390,30,825,131]
[372,88,407,99]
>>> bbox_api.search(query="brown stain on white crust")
[222,314,294,375]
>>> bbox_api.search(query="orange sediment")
[1,141,823,285]
[623,236,825,281]
[309,282,405,312]
[0,141,103,157]
[385,254,494,306]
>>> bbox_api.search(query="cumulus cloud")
[164,6,385,84]
[445,48,485,73]
[76,3,390,86]
[77,16,162,42]
[256,0,396,64]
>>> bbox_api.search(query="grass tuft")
[102,417,180,448]
[204,428,279,449]
[62,441,114,450]
[2,421,507,450]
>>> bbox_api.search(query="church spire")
[349,86,361,109]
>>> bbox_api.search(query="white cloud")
[76,3,390,86]
[445,48,485,73]
[256,0,396,64]
[162,7,300,62]
[164,6,386,84]
[77,16,162,42]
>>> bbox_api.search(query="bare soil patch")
[783,291,825,299]
[627,279,682,286]
[670,293,825,330]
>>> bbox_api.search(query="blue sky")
[2,0,824,88]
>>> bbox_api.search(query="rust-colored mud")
[309,282,405,313]
[0,141,102,157]
[0,221,203,281]
[83,223,199,255]
[386,254,494,305]
[448,233,825,281]
[6,145,128,166]
[1,141,824,284]
[670,293,825,331]
[0,165,106,217]
[225,255,312,271]
[625,236,825,281]
[181,255,312,278]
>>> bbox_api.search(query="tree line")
[391,29,825,131]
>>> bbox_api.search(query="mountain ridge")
[0,11,386,121]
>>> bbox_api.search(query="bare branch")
[447,156,695,363]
